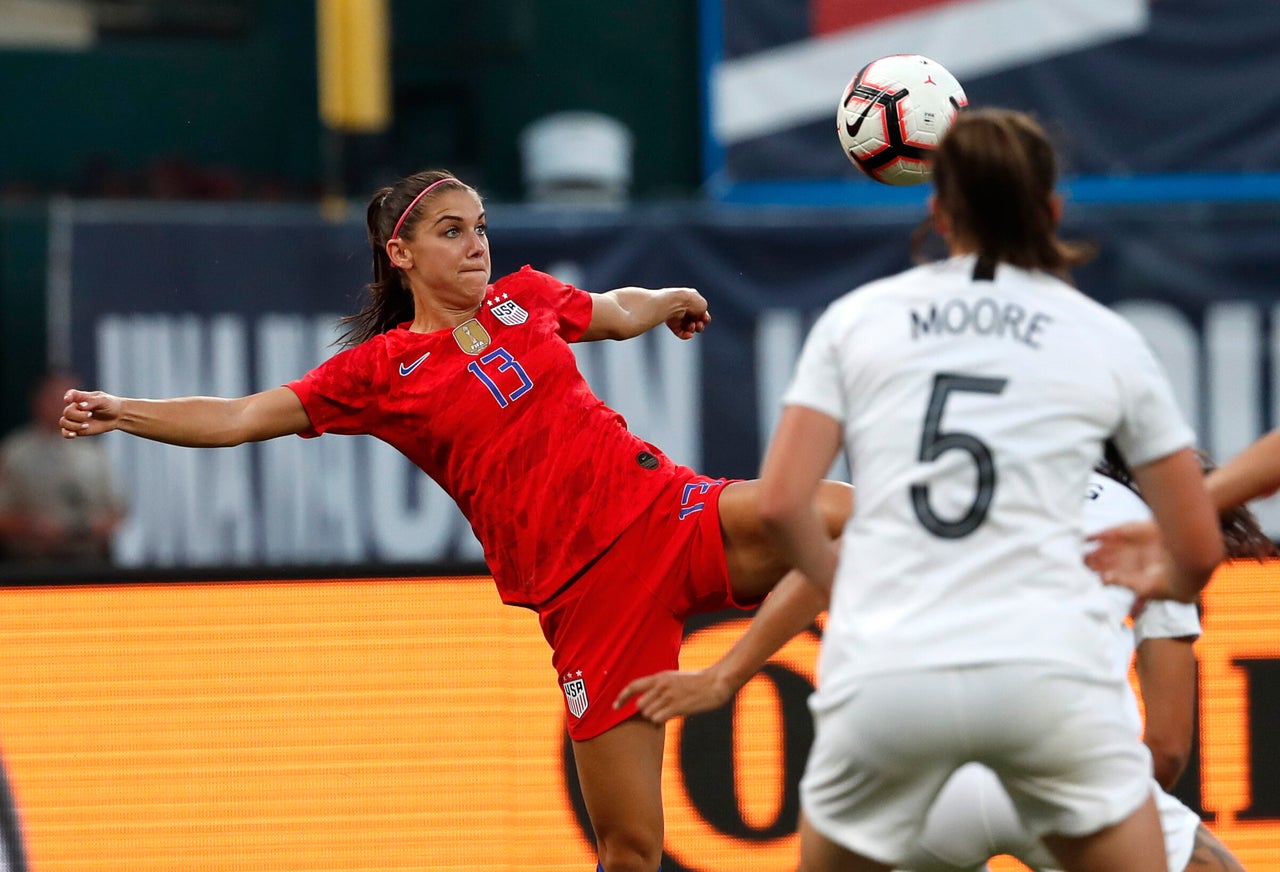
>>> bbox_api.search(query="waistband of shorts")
[521,467,717,612]
[523,538,619,612]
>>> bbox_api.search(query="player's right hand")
[1085,520,1173,599]
[60,389,122,438]
[614,668,736,724]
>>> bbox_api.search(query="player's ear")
[928,194,950,237]
[386,237,413,270]
[1049,193,1064,227]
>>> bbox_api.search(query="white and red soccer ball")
[837,54,968,186]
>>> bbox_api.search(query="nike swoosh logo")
[399,352,431,376]
[844,84,896,140]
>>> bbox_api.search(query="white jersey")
[898,473,1204,872]
[1083,471,1203,734]
[784,255,1194,690]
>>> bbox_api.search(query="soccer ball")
[837,54,968,186]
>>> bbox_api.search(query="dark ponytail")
[912,109,1094,279]
[337,170,471,347]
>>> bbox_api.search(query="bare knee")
[572,719,666,872]
[596,824,662,872]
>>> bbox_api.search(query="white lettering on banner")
[1206,303,1263,463]
[365,438,480,561]
[754,310,849,481]
[100,315,258,566]
[1111,302,1202,437]
[1114,301,1280,531]
[256,315,363,563]
[755,302,1280,536]
[572,331,701,469]
[96,313,479,568]
[551,257,702,464]
[93,299,1280,567]
[755,310,805,456]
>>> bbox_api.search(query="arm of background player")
[581,286,710,341]
[614,571,828,723]
[1205,427,1280,511]
[1108,448,1223,602]
[60,385,312,448]
[1134,635,1198,790]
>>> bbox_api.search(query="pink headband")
[391,177,460,240]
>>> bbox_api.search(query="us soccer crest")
[561,671,589,719]
[487,294,528,326]
[453,318,490,354]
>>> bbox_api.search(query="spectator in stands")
[0,369,127,565]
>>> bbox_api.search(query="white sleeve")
[781,303,848,423]
[1133,599,1202,644]
[1109,330,1195,467]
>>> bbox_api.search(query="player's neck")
[408,300,484,334]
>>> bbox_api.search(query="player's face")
[401,189,491,306]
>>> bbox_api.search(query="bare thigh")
[570,715,667,868]
[719,479,852,601]
[798,812,892,872]
[1040,794,1167,872]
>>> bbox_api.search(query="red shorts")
[537,472,762,741]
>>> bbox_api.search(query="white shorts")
[801,664,1154,866]
[898,763,1202,872]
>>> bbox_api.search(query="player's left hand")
[614,668,733,724]
[665,290,711,340]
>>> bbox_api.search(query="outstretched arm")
[614,570,828,723]
[60,386,312,448]
[581,286,711,341]
[1205,427,1280,511]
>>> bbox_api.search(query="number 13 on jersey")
[468,348,534,408]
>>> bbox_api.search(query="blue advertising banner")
[702,0,1280,203]
[58,199,1280,567]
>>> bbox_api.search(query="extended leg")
[571,716,666,872]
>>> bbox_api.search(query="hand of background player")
[1085,520,1172,599]
[613,667,736,724]
[60,389,122,438]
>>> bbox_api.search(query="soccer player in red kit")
[60,170,851,872]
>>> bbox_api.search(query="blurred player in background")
[1086,425,1280,599]
[620,448,1266,871]
[741,108,1222,871]
[0,369,127,566]
[58,169,851,872]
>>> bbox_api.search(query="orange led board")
[0,563,1274,871]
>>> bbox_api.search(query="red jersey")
[286,266,684,606]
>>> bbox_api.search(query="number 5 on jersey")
[911,372,1008,539]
